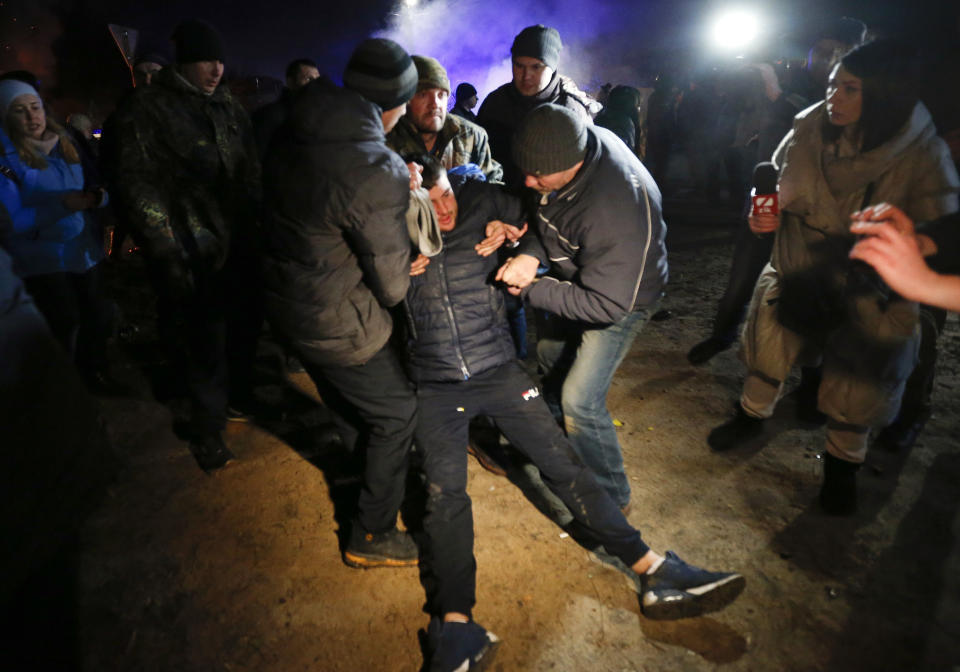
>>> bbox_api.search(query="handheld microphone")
[750,162,779,217]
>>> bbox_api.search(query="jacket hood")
[780,101,937,212]
[288,76,385,144]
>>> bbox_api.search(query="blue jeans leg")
[537,306,656,508]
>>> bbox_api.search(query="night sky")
[0,0,955,117]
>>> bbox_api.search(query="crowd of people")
[2,14,958,672]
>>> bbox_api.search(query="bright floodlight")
[709,9,759,50]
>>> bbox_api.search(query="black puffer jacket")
[406,178,524,383]
[478,72,594,190]
[261,78,412,367]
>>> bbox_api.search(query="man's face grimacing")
[409,87,449,133]
[512,56,553,97]
[428,172,458,232]
[524,160,584,195]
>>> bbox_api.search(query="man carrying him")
[260,38,422,568]
[110,19,263,472]
[252,58,320,159]
[409,157,743,671]
[496,104,668,516]
[477,24,598,190]
[387,56,501,182]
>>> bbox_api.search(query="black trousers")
[300,343,417,535]
[150,248,263,437]
[24,264,113,378]
[711,222,774,344]
[416,360,649,618]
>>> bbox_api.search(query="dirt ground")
[36,199,960,671]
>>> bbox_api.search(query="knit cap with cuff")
[343,38,418,111]
[512,103,588,176]
[511,25,562,70]
[412,55,450,93]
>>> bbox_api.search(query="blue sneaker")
[427,618,500,672]
[640,551,745,620]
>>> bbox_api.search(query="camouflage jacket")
[108,67,261,280]
[387,113,503,183]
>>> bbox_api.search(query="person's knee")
[426,484,471,523]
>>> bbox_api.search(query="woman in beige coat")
[708,40,958,514]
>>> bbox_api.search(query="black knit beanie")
[455,82,477,100]
[513,104,587,176]
[511,25,562,70]
[173,20,225,64]
[343,38,418,111]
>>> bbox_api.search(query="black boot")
[708,406,764,452]
[819,453,859,515]
[874,408,930,452]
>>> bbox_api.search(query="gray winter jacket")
[261,78,412,367]
[518,126,668,325]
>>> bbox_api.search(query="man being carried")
[387,56,501,182]
[409,156,743,671]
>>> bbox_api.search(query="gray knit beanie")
[513,104,588,176]
[511,25,562,70]
[343,38,418,111]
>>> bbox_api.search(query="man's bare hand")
[495,253,540,289]
[851,202,936,256]
[849,222,937,303]
[410,253,430,276]
[476,220,507,257]
[407,162,423,191]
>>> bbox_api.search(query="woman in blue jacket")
[0,80,113,387]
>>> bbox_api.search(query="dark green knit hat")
[343,38,418,111]
[513,104,587,176]
[412,55,450,93]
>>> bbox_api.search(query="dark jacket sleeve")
[108,97,182,262]
[523,190,654,324]
[344,163,412,309]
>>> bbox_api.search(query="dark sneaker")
[687,336,731,365]
[707,406,763,451]
[427,618,500,672]
[189,434,235,473]
[343,526,418,568]
[466,443,509,477]
[467,419,510,477]
[640,551,745,620]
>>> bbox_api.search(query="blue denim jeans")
[537,303,658,508]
